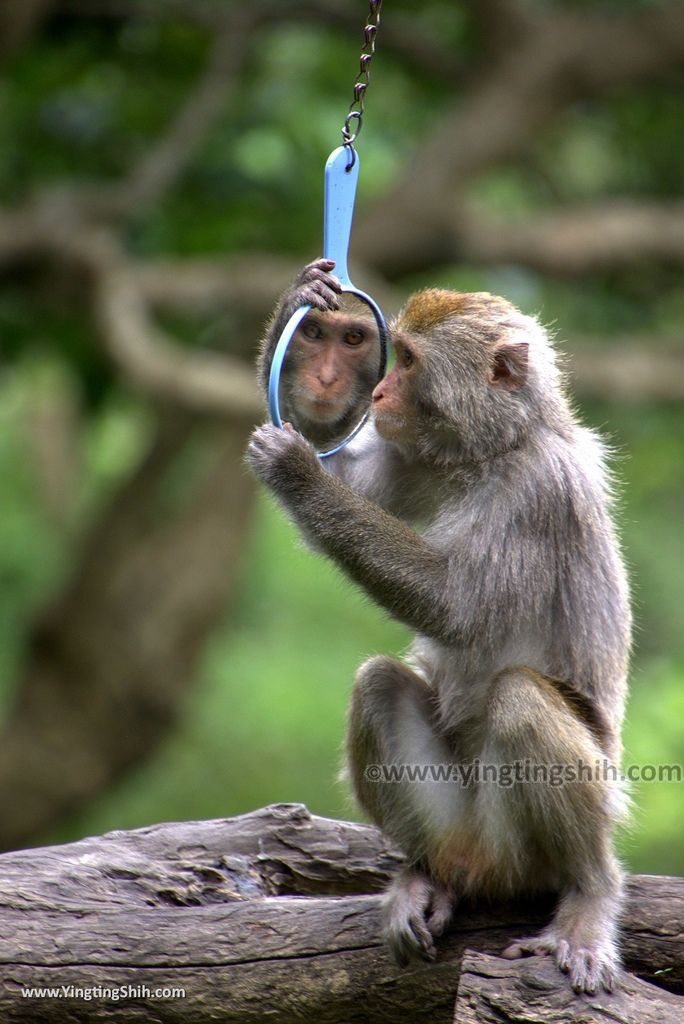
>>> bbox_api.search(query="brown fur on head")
[376,288,568,464]
[398,288,517,335]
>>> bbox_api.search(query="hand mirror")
[268,147,389,457]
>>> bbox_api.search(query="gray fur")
[247,274,631,995]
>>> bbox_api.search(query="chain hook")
[341,0,383,167]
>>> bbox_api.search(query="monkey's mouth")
[372,408,401,433]
[372,406,414,442]
[299,394,345,423]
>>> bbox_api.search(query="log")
[0,803,681,1023]
[453,951,684,1024]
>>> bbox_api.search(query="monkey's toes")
[386,913,437,967]
[560,943,620,994]
[383,870,446,967]
[426,889,455,938]
[502,934,556,959]
[504,934,620,993]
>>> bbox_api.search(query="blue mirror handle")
[323,146,360,286]
[267,145,388,459]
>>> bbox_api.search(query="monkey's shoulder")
[424,435,615,554]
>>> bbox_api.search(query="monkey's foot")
[502,931,620,994]
[383,870,456,967]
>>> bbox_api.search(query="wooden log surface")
[453,951,684,1024]
[0,803,681,1023]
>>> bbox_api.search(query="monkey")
[247,258,631,995]
[257,260,383,450]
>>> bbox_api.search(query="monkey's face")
[286,311,379,426]
[371,335,421,443]
[374,302,531,459]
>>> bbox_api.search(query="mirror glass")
[273,292,387,455]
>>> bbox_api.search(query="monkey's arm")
[247,424,454,643]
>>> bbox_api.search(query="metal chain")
[341,0,383,159]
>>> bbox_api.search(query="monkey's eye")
[344,330,365,347]
[400,346,415,368]
[301,320,323,340]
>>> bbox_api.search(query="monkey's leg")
[346,655,460,964]
[481,668,624,994]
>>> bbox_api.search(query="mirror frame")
[267,288,389,458]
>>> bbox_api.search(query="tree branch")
[567,340,684,403]
[20,359,82,531]
[135,254,297,317]
[0,208,263,417]
[0,805,682,1022]
[459,201,684,276]
[93,250,261,417]
[83,12,261,218]
[355,3,684,276]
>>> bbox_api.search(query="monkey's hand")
[246,422,321,495]
[291,258,342,312]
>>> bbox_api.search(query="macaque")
[248,259,631,994]
[257,260,383,450]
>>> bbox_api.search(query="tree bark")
[453,950,684,1024]
[0,804,681,1023]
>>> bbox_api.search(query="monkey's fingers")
[298,257,340,283]
[245,436,270,474]
[302,268,341,288]
[308,257,337,274]
[245,424,288,475]
[295,262,342,309]
[298,279,342,311]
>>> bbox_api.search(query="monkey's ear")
[489,340,529,390]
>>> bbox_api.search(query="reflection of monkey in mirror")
[248,267,631,995]
[258,260,381,450]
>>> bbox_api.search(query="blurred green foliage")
[0,3,682,873]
